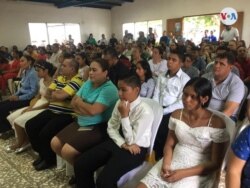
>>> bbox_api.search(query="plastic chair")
[234,117,250,140]
[208,109,236,171]
[117,97,163,188]
[208,109,236,187]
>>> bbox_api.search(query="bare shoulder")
[171,109,182,120]
[210,114,226,129]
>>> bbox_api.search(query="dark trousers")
[74,139,147,188]
[0,99,30,133]
[25,110,74,164]
[153,113,171,160]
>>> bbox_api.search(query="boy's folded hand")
[118,100,130,118]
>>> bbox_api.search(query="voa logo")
[220,7,238,25]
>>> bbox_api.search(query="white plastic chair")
[117,97,163,188]
[234,117,250,140]
[207,109,236,187]
[208,109,236,171]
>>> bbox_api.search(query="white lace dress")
[141,113,229,188]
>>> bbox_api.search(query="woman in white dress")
[137,77,230,188]
[6,60,55,153]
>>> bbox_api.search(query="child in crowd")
[73,74,154,188]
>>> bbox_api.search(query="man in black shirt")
[103,47,130,86]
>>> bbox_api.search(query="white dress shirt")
[153,69,190,115]
[107,96,154,148]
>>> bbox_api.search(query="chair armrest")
[145,151,156,164]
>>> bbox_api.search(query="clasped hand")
[122,143,141,155]
[8,95,19,101]
[161,165,184,183]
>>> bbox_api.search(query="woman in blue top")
[226,126,250,188]
[0,55,39,135]
[51,58,119,166]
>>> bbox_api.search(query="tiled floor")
[0,136,70,188]
[0,135,227,188]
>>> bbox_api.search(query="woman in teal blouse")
[51,58,118,166]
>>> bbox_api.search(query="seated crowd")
[0,32,250,188]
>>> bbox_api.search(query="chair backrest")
[117,98,163,187]
[234,117,250,140]
[208,109,236,172]
[141,97,163,155]
[208,108,236,143]
[235,85,248,120]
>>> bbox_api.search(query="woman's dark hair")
[119,74,141,90]
[76,52,89,66]
[154,46,164,55]
[135,45,144,54]
[91,58,109,72]
[22,55,35,65]
[136,60,153,82]
[183,77,212,108]
[237,40,246,48]
[35,59,56,77]
[103,47,118,58]
[184,53,194,62]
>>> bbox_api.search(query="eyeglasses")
[35,66,45,71]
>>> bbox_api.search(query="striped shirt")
[48,74,83,114]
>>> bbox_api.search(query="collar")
[128,96,141,111]
[165,68,183,78]
[213,72,232,85]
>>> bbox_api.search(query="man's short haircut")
[103,47,118,58]
[216,51,235,65]
[216,46,228,52]
[64,56,79,73]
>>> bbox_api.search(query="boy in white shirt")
[74,74,154,188]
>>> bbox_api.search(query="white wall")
[1,0,250,50]
[111,0,250,45]
[0,0,111,49]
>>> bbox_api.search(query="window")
[134,21,147,39]
[183,15,220,45]
[28,23,81,46]
[28,23,48,46]
[122,20,162,42]
[122,23,135,37]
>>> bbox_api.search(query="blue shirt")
[15,67,39,100]
[232,126,250,188]
[76,80,118,126]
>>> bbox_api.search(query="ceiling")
[18,0,134,9]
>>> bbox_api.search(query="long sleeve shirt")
[15,67,39,100]
[153,69,190,115]
[107,96,154,148]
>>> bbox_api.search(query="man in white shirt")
[48,43,61,68]
[98,34,108,46]
[220,25,239,42]
[73,74,154,187]
[153,50,190,159]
